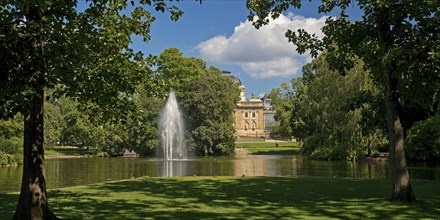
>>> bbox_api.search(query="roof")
[248,98,263,102]
[221,70,243,86]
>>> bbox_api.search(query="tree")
[126,94,163,156]
[110,83,164,156]
[268,82,295,139]
[298,54,384,160]
[44,96,63,148]
[151,48,239,156]
[0,114,23,165]
[155,47,206,97]
[0,1,192,218]
[247,0,440,202]
[181,67,240,155]
[270,53,385,160]
[405,113,440,161]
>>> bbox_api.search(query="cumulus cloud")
[196,13,327,78]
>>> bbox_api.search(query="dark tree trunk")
[376,4,416,203]
[13,88,57,220]
[385,76,416,203]
[13,4,58,219]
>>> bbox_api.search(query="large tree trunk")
[385,76,416,203]
[13,87,57,220]
[13,4,58,219]
[376,3,416,203]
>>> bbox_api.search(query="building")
[222,71,276,139]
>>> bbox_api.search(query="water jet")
[158,90,188,176]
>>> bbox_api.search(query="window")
[252,123,256,131]
[244,124,248,131]
[252,112,256,118]
[245,112,249,118]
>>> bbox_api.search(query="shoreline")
[45,155,85,159]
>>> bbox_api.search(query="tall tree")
[270,53,384,160]
[247,0,440,202]
[0,1,192,218]
[268,82,295,139]
[181,67,240,155]
[298,54,384,160]
[155,47,206,97]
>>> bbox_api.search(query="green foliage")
[120,86,164,156]
[47,92,163,157]
[155,47,205,97]
[268,82,294,139]
[406,114,440,161]
[0,114,23,165]
[21,47,239,158]
[0,0,194,143]
[57,97,94,147]
[247,1,438,200]
[44,97,63,148]
[271,54,385,161]
[153,49,240,156]
[0,2,201,216]
[181,69,240,156]
[248,0,440,131]
[0,113,23,140]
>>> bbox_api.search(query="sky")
[116,1,361,98]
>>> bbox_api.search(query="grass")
[45,146,89,157]
[236,141,301,155]
[235,142,298,148]
[1,177,439,219]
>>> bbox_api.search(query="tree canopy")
[0,1,195,218]
[181,67,240,156]
[247,0,440,202]
[155,47,206,97]
[270,53,385,160]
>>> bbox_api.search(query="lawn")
[45,146,89,157]
[1,177,439,219]
[236,141,301,155]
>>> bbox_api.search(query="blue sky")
[86,1,362,98]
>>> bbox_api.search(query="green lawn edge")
[235,141,301,155]
[1,176,439,219]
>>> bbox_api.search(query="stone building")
[222,71,276,139]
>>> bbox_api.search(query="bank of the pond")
[45,145,94,159]
[235,141,301,156]
[1,176,439,219]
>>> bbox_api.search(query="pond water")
[0,155,439,193]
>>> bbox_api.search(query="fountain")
[158,90,188,176]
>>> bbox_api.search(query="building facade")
[222,71,276,139]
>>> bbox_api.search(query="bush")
[405,114,440,161]
[0,151,19,166]
[0,136,21,155]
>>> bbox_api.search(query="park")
[1,0,440,219]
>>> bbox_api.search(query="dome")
[221,70,243,86]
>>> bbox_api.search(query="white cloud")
[196,13,327,78]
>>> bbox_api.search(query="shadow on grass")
[2,177,439,219]
[0,193,17,218]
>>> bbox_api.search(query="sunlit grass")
[45,146,89,156]
[245,147,300,155]
[235,142,299,148]
[235,141,300,155]
[1,177,439,219]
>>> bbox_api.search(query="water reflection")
[0,155,439,193]
[159,160,190,177]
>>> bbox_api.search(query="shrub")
[405,114,440,161]
[0,136,21,155]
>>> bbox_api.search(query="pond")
[0,155,439,193]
